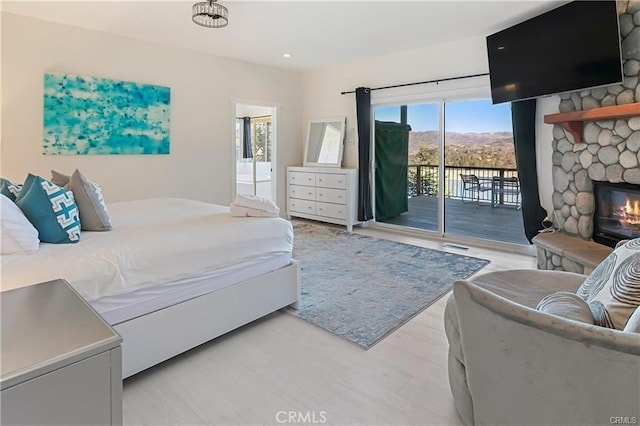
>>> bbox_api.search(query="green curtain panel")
[375,120,411,221]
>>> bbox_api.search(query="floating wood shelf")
[543,102,640,142]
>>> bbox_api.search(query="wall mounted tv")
[487,1,622,104]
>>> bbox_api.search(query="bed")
[1,197,300,378]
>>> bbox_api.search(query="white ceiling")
[1,0,564,72]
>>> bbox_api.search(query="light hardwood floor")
[123,224,537,426]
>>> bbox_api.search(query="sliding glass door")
[373,98,526,245]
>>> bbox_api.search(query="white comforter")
[1,198,294,302]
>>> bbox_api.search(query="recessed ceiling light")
[283,53,292,58]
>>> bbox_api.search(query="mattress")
[1,198,294,323]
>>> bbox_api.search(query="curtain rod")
[235,114,272,119]
[340,72,489,95]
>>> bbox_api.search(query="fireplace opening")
[593,181,640,247]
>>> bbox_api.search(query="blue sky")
[374,98,513,133]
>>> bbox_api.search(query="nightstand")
[1,279,122,425]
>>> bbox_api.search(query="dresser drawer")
[289,185,316,201]
[316,188,347,205]
[289,198,316,215]
[316,202,346,220]
[316,173,347,189]
[289,172,316,187]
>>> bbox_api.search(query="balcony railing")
[408,164,520,207]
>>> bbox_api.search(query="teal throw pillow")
[0,178,22,202]
[15,174,81,244]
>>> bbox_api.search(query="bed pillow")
[1,194,39,254]
[536,291,594,324]
[50,170,70,187]
[0,178,22,202]
[576,238,640,329]
[15,174,81,244]
[51,169,111,231]
[67,170,112,231]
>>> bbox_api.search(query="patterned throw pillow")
[0,178,22,202]
[536,291,594,324]
[576,239,640,329]
[15,174,81,244]
[51,169,112,231]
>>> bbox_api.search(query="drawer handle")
[308,206,313,210]
[308,192,313,195]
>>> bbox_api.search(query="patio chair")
[492,176,520,209]
[460,174,491,205]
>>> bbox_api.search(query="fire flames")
[622,198,640,225]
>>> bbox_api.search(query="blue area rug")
[291,222,490,348]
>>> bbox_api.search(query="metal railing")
[407,164,520,207]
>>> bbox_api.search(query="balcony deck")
[379,195,529,245]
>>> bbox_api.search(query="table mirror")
[303,117,345,167]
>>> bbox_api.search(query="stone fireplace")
[536,0,640,273]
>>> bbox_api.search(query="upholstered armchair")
[444,269,640,426]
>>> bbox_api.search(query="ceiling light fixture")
[283,53,292,58]
[192,0,229,28]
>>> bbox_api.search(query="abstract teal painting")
[43,72,170,155]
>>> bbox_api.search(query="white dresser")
[287,166,359,231]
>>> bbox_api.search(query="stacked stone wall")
[551,1,640,241]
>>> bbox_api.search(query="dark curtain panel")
[356,87,373,221]
[511,99,547,243]
[242,117,253,159]
[375,121,411,221]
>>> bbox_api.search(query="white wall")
[1,12,303,209]
[302,35,554,214]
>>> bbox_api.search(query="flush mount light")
[192,0,229,28]
[283,53,292,58]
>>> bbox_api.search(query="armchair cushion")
[577,238,640,329]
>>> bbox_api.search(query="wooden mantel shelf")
[544,102,640,142]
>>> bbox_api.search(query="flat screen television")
[487,1,622,104]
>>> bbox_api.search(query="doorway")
[234,103,276,202]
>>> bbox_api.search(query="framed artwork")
[43,72,170,155]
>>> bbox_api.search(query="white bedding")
[1,198,294,319]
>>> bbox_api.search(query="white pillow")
[623,306,640,334]
[1,194,39,254]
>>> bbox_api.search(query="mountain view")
[409,131,516,169]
